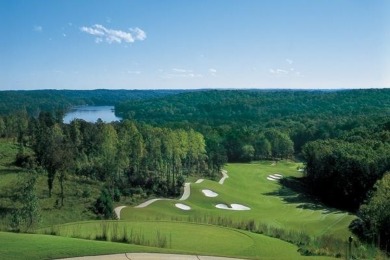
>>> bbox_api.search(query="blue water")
[63,106,122,124]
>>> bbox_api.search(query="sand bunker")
[215,203,250,211]
[267,174,283,181]
[202,189,218,197]
[175,203,191,210]
[195,179,204,184]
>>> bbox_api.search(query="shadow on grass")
[0,168,25,175]
[263,176,343,214]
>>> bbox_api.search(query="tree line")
[11,112,213,219]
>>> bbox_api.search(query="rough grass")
[0,139,102,230]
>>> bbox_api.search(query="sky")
[0,0,389,90]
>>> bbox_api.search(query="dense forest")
[0,89,389,251]
[0,89,183,116]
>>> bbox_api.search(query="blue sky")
[0,0,389,90]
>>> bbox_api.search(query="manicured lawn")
[36,221,337,259]
[0,231,176,260]
[121,161,354,239]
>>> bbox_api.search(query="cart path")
[114,170,229,219]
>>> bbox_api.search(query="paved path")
[135,198,169,208]
[219,170,229,185]
[59,253,243,260]
[195,178,204,183]
[114,206,127,220]
[179,182,191,200]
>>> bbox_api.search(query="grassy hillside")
[36,221,338,260]
[0,231,175,260]
[120,161,354,239]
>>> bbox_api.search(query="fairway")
[120,161,354,239]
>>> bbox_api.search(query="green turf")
[0,231,178,260]
[36,221,338,259]
[121,161,355,239]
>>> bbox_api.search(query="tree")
[94,188,114,219]
[254,136,271,159]
[10,171,41,231]
[240,144,255,162]
[357,173,390,251]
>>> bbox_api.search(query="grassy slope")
[121,161,354,239]
[35,221,337,260]
[0,231,177,260]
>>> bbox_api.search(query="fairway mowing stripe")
[317,213,348,236]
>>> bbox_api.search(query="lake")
[63,106,122,124]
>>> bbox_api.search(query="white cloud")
[131,27,146,41]
[286,59,293,65]
[209,68,217,76]
[80,24,146,44]
[173,68,192,73]
[269,68,288,74]
[33,25,43,32]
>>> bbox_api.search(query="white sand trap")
[215,203,250,211]
[298,168,304,172]
[175,203,191,210]
[267,174,283,181]
[202,189,218,197]
[195,179,204,184]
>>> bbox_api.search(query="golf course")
[19,161,358,260]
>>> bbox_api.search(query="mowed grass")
[0,231,178,260]
[121,161,355,239]
[36,221,337,260]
